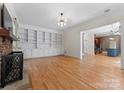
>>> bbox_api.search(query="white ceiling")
[92,22,121,37]
[12,3,124,31]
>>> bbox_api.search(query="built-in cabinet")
[17,27,64,59]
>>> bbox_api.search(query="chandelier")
[57,13,67,27]
[111,22,121,35]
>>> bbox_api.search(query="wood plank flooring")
[25,54,124,90]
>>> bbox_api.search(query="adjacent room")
[94,22,121,57]
[1,3,124,90]
[81,22,121,60]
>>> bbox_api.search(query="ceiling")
[12,3,124,31]
[93,22,121,37]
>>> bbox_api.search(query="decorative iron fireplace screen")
[1,52,23,88]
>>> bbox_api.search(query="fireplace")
[0,28,23,88]
[1,51,23,88]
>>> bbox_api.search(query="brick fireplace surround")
[0,28,13,87]
[0,28,12,57]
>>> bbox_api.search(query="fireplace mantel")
[0,28,14,40]
[0,28,9,36]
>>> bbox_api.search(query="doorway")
[80,22,121,67]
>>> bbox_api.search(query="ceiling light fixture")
[111,23,120,32]
[57,13,67,27]
[109,37,114,40]
[104,9,111,13]
[111,22,121,35]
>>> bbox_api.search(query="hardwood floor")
[25,55,124,90]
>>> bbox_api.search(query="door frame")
[80,22,122,69]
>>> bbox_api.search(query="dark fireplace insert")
[0,51,23,88]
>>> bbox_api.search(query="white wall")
[16,24,64,59]
[4,3,19,34]
[63,29,80,58]
[120,21,124,69]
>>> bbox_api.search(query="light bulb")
[60,22,63,25]
[58,23,60,26]
[109,38,114,40]
[60,25,63,27]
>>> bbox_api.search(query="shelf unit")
[17,27,64,58]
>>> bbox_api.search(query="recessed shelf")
[17,28,64,58]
